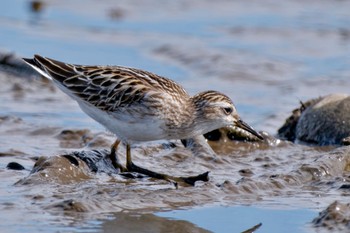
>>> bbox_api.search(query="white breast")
[77,101,168,143]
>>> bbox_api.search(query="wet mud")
[1,56,350,232]
[312,201,350,232]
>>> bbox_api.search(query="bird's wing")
[23,55,189,112]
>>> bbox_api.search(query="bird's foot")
[108,150,128,172]
[126,162,209,187]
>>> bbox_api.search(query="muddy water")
[1,0,350,232]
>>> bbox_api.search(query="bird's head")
[191,90,263,140]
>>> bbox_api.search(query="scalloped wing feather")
[23,55,189,112]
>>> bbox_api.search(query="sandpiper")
[23,55,262,185]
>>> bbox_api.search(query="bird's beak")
[235,119,264,140]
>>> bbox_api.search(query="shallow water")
[157,206,316,233]
[1,0,350,232]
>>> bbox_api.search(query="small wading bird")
[23,55,263,186]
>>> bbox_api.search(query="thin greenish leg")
[126,144,132,170]
[109,139,127,172]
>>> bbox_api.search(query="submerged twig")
[241,223,262,233]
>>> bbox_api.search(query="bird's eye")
[223,107,233,115]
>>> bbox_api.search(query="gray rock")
[278,94,350,145]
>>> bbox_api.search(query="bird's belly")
[78,101,168,142]
[115,121,167,142]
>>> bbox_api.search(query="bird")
[23,54,263,185]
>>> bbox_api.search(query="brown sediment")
[56,129,94,148]
[0,57,347,214]
[312,201,350,231]
[108,8,126,20]
[205,127,282,154]
[1,51,350,232]
[45,199,89,212]
[10,139,350,213]
[17,155,92,185]
[29,1,44,13]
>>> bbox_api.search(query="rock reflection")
[102,212,211,233]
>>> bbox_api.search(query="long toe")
[180,171,210,186]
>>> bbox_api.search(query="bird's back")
[23,55,189,112]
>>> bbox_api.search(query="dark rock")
[278,94,350,146]
[6,162,25,170]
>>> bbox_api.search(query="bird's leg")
[125,144,209,186]
[125,144,174,183]
[109,139,120,168]
[125,144,133,171]
[109,139,127,172]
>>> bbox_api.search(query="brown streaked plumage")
[23,54,262,186]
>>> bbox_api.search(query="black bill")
[235,119,264,140]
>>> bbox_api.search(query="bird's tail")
[22,54,75,82]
